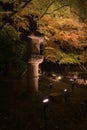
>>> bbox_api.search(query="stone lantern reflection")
[27,32,44,92]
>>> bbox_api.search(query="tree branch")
[37,0,56,20]
[0,11,12,14]
[70,9,87,25]
[0,0,32,30]
[46,4,69,14]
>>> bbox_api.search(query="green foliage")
[44,46,57,62]
[44,47,81,65]
[58,53,80,64]
[0,24,26,71]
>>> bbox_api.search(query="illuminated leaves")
[44,46,57,62]
[56,51,80,64]
[0,0,87,66]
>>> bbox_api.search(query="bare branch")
[0,11,12,14]
[46,4,69,14]
[37,0,56,20]
[70,9,87,25]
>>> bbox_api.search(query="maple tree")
[0,0,87,74]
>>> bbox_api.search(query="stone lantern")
[26,32,44,92]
